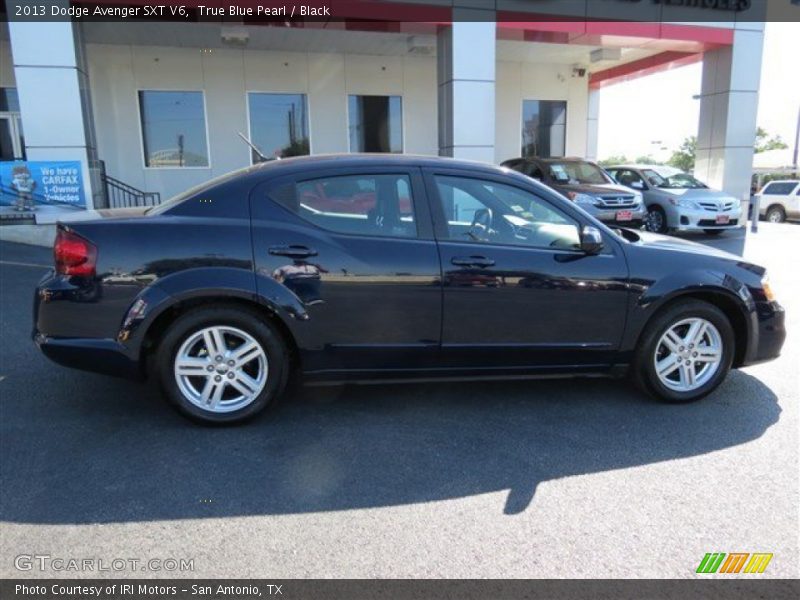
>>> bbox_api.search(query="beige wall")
[87,44,439,199]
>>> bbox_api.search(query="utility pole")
[794,104,799,171]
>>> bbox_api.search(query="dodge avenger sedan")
[34,155,785,424]
[606,164,744,235]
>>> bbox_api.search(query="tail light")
[54,228,97,277]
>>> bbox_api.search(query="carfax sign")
[0,160,86,210]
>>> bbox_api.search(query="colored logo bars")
[696,553,773,574]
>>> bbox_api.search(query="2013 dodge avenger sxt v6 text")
[33,155,786,423]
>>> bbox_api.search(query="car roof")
[232,153,517,182]
[764,179,800,184]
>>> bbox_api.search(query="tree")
[667,136,697,172]
[597,155,630,167]
[755,127,788,153]
[634,155,664,165]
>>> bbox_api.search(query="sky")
[596,23,800,163]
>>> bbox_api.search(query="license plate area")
[716,215,730,224]
[616,210,633,222]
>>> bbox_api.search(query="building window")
[0,88,20,112]
[138,91,209,168]
[522,100,567,158]
[247,93,309,162]
[348,95,403,153]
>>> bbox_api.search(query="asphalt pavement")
[0,225,797,578]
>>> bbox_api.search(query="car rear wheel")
[633,299,734,403]
[766,206,786,223]
[645,206,668,234]
[156,306,289,424]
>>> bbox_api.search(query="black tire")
[646,206,668,234]
[156,306,289,424]
[703,229,725,235]
[765,206,786,223]
[632,299,734,403]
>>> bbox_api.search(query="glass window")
[522,100,567,158]
[0,88,20,112]
[615,169,646,189]
[271,174,416,238]
[763,182,799,195]
[348,95,403,153]
[138,91,209,167]
[435,175,580,250]
[546,161,610,185]
[247,93,309,162]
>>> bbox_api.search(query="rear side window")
[763,182,798,195]
[270,174,416,239]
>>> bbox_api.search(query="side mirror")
[631,180,646,191]
[580,226,604,254]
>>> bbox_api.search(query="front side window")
[248,93,309,162]
[522,100,567,158]
[434,175,580,250]
[138,91,209,167]
[615,169,646,189]
[271,174,416,238]
[348,95,403,153]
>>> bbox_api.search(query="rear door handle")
[451,256,495,268]
[268,245,318,259]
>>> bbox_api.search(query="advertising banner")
[0,160,86,217]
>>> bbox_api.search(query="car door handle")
[268,245,318,259]
[451,256,495,268]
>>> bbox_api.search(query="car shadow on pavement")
[0,369,780,523]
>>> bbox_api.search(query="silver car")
[606,165,744,235]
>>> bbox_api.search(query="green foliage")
[755,127,789,154]
[597,155,630,167]
[667,136,697,172]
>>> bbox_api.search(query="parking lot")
[0,224,797,579]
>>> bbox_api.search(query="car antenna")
[237,131,278,163]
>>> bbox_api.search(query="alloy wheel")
[646,209,664,233]
[653,317,722,392]
[174,325,268,413]
[767,210,784,223]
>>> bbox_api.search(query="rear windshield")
[145,167,253,215]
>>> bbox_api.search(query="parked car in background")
[755,180,800,223]
[606,165,743,235]
[502,157,646,229]
[34,155,785,424]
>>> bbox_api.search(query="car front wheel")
[633,299,734,403]
[156,306,289,424]
[766,206,786,223]
[645,206,668,234]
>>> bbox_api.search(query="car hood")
[654,187,736,202]
[553,183,635,196]
[630,229,751,262]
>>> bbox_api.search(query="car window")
[270,173,416,238]
[524,163,545,180]
[546,161,609,185]
[762,182,799,195]
[434,175,580,251]
[615,169,646,189]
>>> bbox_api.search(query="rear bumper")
[33,333,143,379]
[741,302,787,367]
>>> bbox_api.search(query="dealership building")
[0,1,779,216]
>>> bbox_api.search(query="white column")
[694,25,765,211]
[8,17,99,208]
[437,14,495,162]
[586,88,600,161]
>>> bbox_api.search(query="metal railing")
[102,173,161,208]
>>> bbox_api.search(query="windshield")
[547,162,610,185]
[642,169,708,190]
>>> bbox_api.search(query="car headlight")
[668,197,699,209]
[568,192,596,205]
[762,274,776,302]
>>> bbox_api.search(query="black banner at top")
[2,0,800,23]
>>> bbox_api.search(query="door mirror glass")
[580,226,604,254]
[630,180,645,191]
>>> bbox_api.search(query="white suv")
[757,180,800,223]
